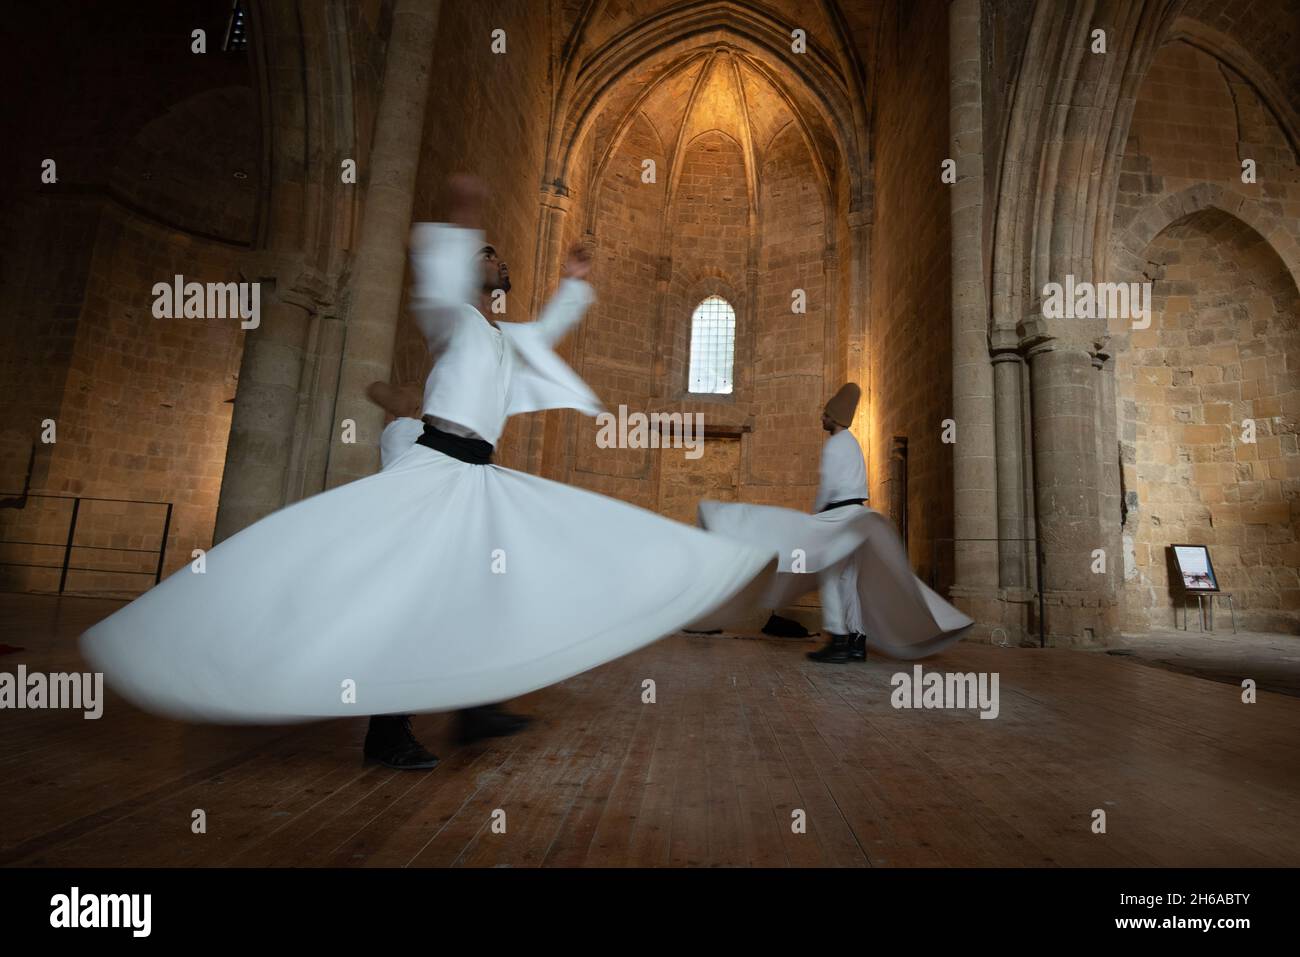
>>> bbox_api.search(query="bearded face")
[479,245,511,295]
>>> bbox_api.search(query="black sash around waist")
[416,420,494,465]
[819,497,866,513]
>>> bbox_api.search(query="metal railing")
[0,492,173,596]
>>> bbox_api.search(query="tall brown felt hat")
[824,382,861,428]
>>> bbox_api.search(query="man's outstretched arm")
[409,175,487,345]
[532,243,596,348]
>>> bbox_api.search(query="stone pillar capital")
[1091,335,1112,366]
[539,182,573,212]
[1017,307,1048,345]
[847,207,871,231]
[240,254,332,309]
[990,326,1021,356]
[1022,334,1056,361]
[1023,332,1099,362]
[283,267,333,312]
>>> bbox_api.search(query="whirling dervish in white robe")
[78,219,778,724]
[692,384,974,660]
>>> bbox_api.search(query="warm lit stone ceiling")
[553,1,882,203]
[565,0,852,60]
[592,48,835,198]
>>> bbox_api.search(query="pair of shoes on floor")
[363,704,534,770]
[456,703,532,746]
[806,633,867,664]
[364,714,440,770]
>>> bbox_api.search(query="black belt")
[820,498,866,513]
[416,420,494,465]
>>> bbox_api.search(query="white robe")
[78,223,778,724]
[813,429,870,513]
[813,429,870,635]
[409,223,602,445]
[693,429,974,659]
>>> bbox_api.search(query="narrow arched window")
[687,295,736,394]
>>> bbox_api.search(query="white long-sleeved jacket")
[408,222,603,445]
[812,428,869,512]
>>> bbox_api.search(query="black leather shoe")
[848,633,867,662]
[457,704,532,745]
[807,633,852,663]
[364,715,440,770]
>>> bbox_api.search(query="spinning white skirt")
[79,441,778,724]
[692,501,974,659]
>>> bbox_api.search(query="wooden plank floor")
[2,593,1299,867]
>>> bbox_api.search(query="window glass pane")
[688,296,735,394]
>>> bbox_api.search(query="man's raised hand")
[446,174,487,229]
[563,243,592,281]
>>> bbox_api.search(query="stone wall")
[0,0,259,596]
[569,114,672,509]
[1120,210,1300,631]
[1112,38,1300,632]
[0,206,247,596]
[868,0,954,587]
[748,124,828,510]
[552,52,834,521]
[1113,41,1300,250]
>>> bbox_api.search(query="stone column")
[991,343,1025,589]
[324,0,441,490]
[1020,354,1038,591]
[291,311,348,500]
[1026,338,1104,642]
[949,0,998,597]
[1093,343,1121,615]
[214,272,315,543]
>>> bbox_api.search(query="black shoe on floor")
[848,633,867,662]
[807,632,852,663]
[364,714,440,770]
[457,704,532,746]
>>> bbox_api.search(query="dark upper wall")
[1183,0,1300,103]
[3,1,260,236]
[0,1,261,500]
